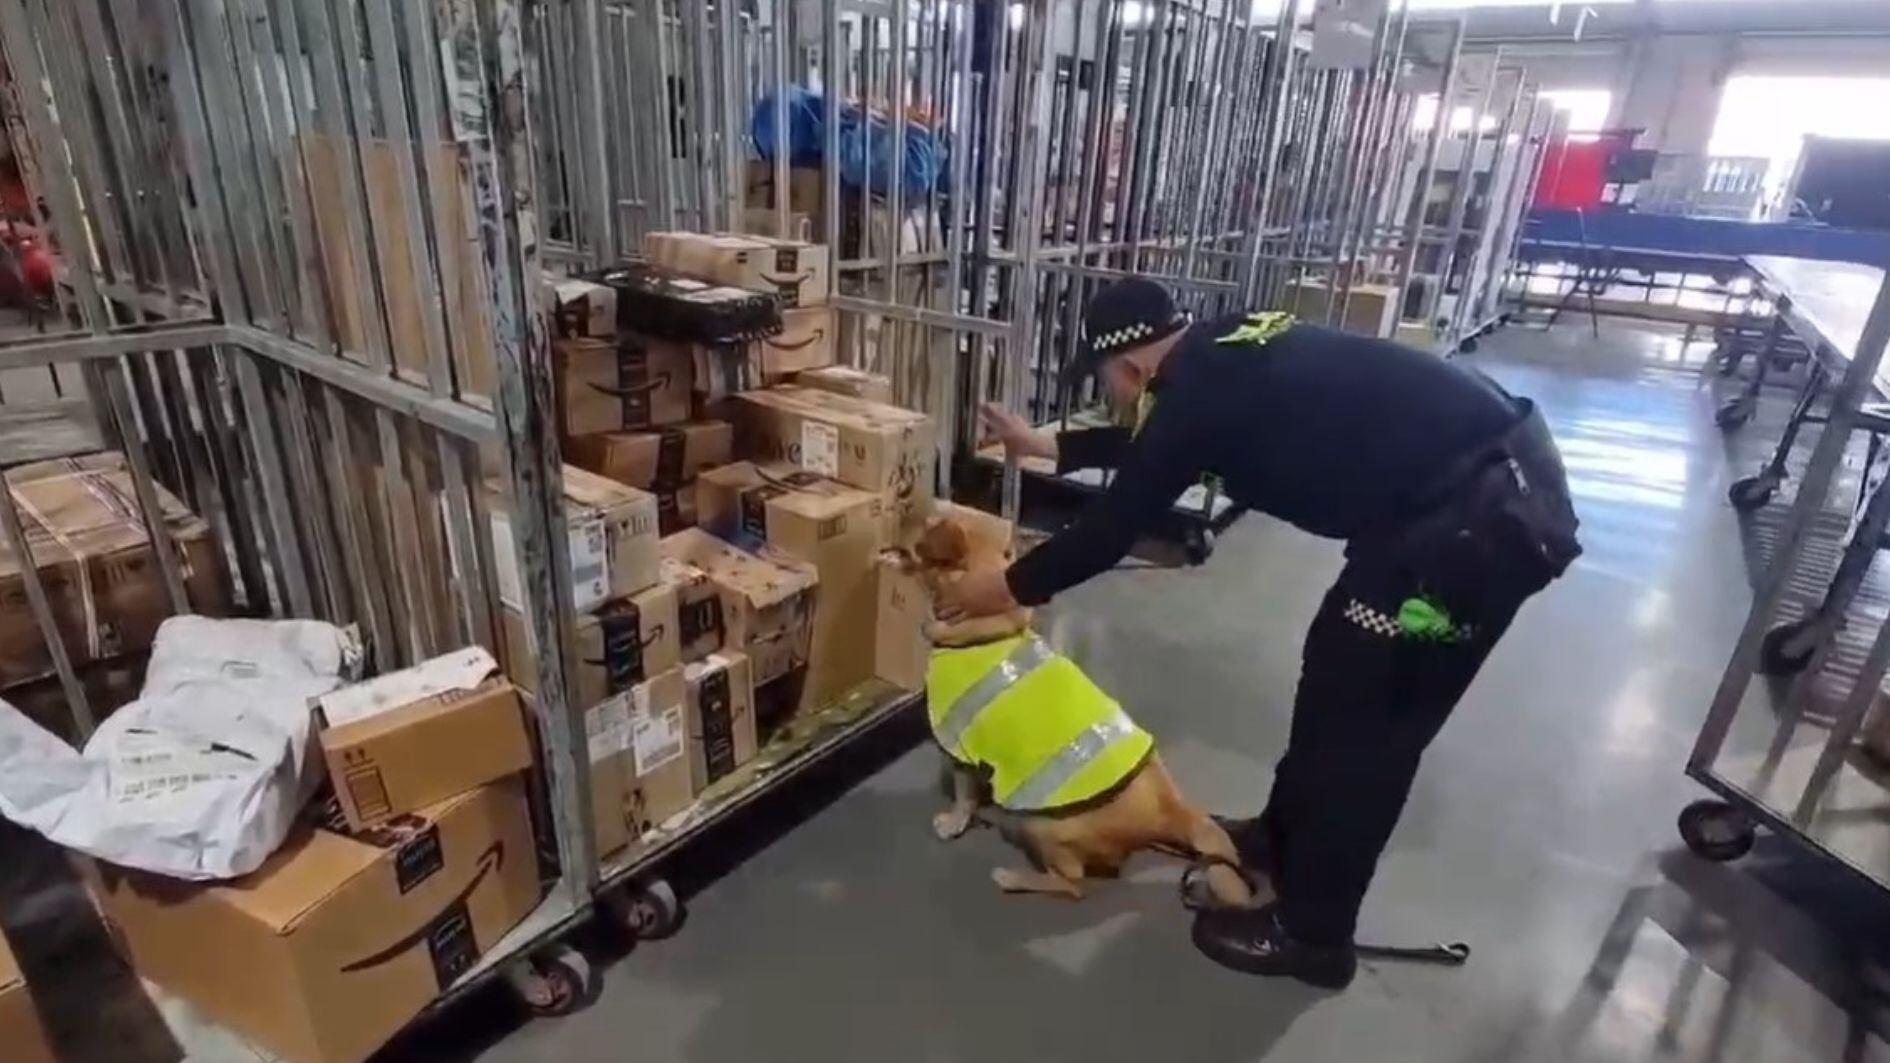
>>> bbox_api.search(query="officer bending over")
[946,278,1580,989]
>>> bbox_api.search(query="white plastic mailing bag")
[0,616,362,880]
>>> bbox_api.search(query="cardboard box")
[794,364,894,405]
[552,336,692,436]
[732,386,936,539]
[645,231,831,309]
[0,452,225,688]
[566,421,733,491]
[654,481,698,537]
[690,338,759,402]
[316,647,533,830]
[0,929,54,1063]
[660,557,726,664]
[90,777,539,1063]
[583,667,688,854]
[502,579,681,708]
[550,277,617,339]
[488,466,659,612]
[873,557,929,692]
[684,651,757,789]
[1286,278,1399,339]
[623,666,695,834]
[752,305,836,380]
[698,462,884,706]
[660,530,817,685]
[742,207,814,241]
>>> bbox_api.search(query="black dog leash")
[1179,859,1472,968]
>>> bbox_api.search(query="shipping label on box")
[489,467,659,613]
[684,651,756,789]
[626,667,694,834]
[585,695,634,858]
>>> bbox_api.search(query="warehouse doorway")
[1708,75,1890,214]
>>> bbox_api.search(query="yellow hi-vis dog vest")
[926,634,1154,812]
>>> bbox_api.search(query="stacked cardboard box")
[697,462,885,710]
[0,452,226,688]
[88,775,540,1063]
[567,420,733,536]
[659,529,816,689]
[793,364,894,405]
[642,231,836,399]
[487,466,660,614]
[731,385,936,544]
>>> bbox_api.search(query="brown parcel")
[488,465,659,613]
[751,306,836,381]
[315,648,532,830]
[660,557,726,664]
[696,462,884,707]
[552,336,692,437]
[731,386,935,541]
[653,481,698,537]
[793,364,894,405]
[566,420,733,490]
[0,452,224,688]
[644,231,830,309]
[0,927,54,1063]
[585,667,689,856]
[549,277,617,339]
[684,651,757,790]
[501,579,681,708]
[89,777,539,1063]
[659,530,817,685]
[873,556,928,693]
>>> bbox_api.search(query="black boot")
[1192,903,1358,990]
[1211,815,1277,877]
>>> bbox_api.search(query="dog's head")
[889,512,1015,588]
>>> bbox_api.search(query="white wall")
[1469,31,1890,154]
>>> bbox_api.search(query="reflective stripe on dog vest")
[927,636,1155,811]
[1005,707,1142,810]
[933,635,1056,758]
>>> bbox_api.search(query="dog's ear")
[913,517,970,568]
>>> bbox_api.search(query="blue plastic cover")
[751,86,949,202]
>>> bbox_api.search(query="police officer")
[944,277,1580,989]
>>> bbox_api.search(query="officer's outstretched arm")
[1005,401,1204,606]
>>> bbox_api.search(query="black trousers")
[1251,554,1537,947]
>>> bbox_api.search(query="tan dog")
[904,514,1254,906]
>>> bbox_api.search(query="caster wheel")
[1499,312,1513,326]
[507,946,599,1017]
[607,879,683,941]
[1183,527,1215,565]
[1458,337,1480,354]
[1716,400,1754,430]
[1678,799,1755,862]
[1759,618,1820,676]
[1727,475,1777,512]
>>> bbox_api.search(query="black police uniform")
[1006,315,1580,952]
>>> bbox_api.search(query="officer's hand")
[936,565,1019,620]
[980,402,1055,461]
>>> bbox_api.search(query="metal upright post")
[1391,18,1463,331]
[1001,0,1057,523]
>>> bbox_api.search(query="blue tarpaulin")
[750,87,949,202]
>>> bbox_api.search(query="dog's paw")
[932,809,972,841]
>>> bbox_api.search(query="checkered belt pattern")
[1342,598,1406,638]
[1341,597,1475,642]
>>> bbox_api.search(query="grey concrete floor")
[438,323,1890,1062]
[8,319,1890,1062]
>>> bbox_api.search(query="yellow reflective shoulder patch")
[1215,311,1295,346]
